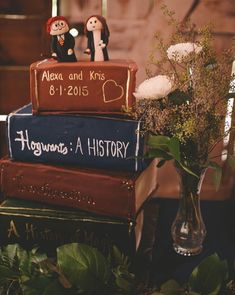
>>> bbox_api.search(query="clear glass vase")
[171,167,207,256]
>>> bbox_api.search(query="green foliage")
[0,244,53,295]
[188,253,228,295]
[147,135,178,162]
[21,277,66,295]
[168,89,192,105]
[110,246,136,295]
[160,279,181,295]
[1,244,235,295]
[0,243,135,295]
[57,243,110,293]
[134,5,235,191]
[146,253,230,295]
[147,135,199,178]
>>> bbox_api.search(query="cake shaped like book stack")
[0,59,158,253]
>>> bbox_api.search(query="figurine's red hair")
[46,16,69,33]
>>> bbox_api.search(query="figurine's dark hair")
[84,15,110,38]
[46,16,69,33]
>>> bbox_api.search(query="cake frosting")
[30,59,137,114]
[0,157,158,219]
[7,104,145,172]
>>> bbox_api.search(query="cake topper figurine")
[46,16,77,62]
[84,15,110,61]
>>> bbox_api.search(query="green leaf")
[2,244,19,267]
[209,161,222,191]
[113,264,135,285]
[111,246,130,268]
[17,247,47,279]
[147,135,171,150]
[22,277,70,295]
[0,265,19,285]
[168,89,191,105]
[160,279,181,295]
[228,155,235,168]
[17,247,31,276]
[43,280,73,295]
[21,278,49,295]
[147,148,173,160]
[147,136,183,167]
[168,137,180,162]
[30,250,47,265]
[115,275,134,293]
[57,243,110,293]
[111,247,135,293]
[177,162,199,178]
[189,253,228,295]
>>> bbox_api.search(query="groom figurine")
[47,16,77,62]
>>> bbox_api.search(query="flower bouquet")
[134,8,235,255]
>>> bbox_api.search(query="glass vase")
[171,167,207,256]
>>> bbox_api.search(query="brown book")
[0,158,158,219]
[30,59,137,114]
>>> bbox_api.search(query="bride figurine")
[84,15,110,61]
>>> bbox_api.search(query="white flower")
[167,42,202,62]
[134,75,173,100]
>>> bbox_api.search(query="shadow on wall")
[60,0,235,83]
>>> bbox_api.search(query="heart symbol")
[102,80,124,103]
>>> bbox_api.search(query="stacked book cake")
[0,30,158,255]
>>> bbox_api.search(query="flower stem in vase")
[171,167,207,256]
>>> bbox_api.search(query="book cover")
[0,198,140,256]
[7,104,145,172]
[0,157,158,219]
[30,59,137,114]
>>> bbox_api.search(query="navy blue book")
[7,104,145,172]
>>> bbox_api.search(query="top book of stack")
[30,59,137,115]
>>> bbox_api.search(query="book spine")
[0,213,135,256]
[0,159,136,218]
[8,109,144,172]
[30,60,137,114]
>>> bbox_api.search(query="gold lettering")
[14,177,95,205]
[89,70,105,81]
[41,70,63,82]
[69,71,83,80]
[25,223,37,240]
[41,70,49,81]
[7,220,20,238]
[42,228,51,241]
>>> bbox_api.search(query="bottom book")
[0,198,144,257]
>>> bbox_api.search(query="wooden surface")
[0,0,52,15]
[61,0,235,83]
[0,67,29,114]
[0,18,48,65]
[0,1,52,158]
